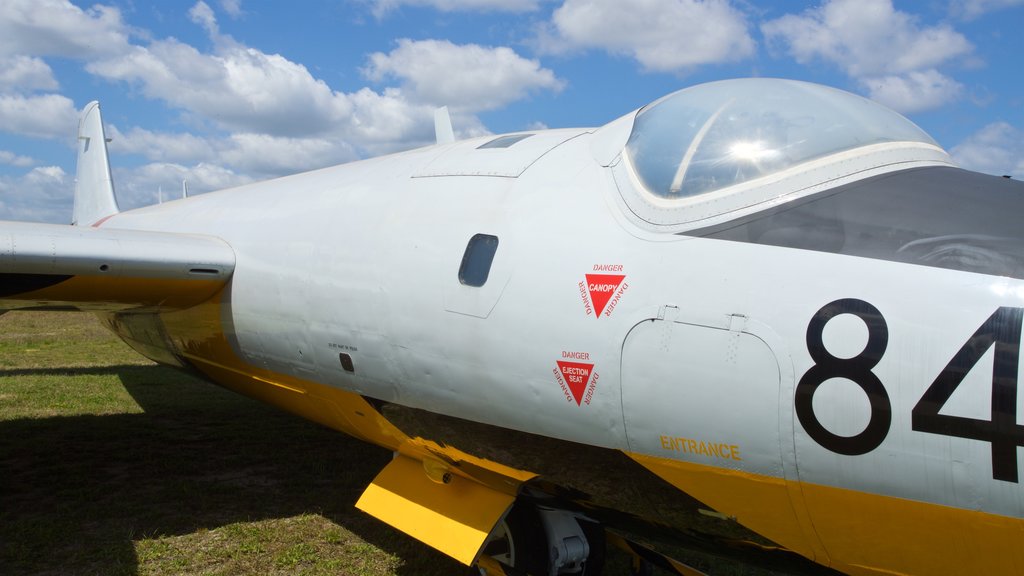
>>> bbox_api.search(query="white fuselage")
[98,127,1024,575]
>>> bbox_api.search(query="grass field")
[0,311,467,576]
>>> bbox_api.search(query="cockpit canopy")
[608,78,952,230]
[625,79,938,199]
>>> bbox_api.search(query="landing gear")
[478,503,605,576]
[479,516,517,569]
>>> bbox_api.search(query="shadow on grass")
[0,364,464,576]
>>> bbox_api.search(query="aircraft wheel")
[477,503,606,575]
[477,502,545,574]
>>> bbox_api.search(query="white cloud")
[0,2,545,157]
[0,1,573,222]
[106,125,218,165]
[345,87,434,149]
[189,1,220,36]
[0,0,130,58]
[218,133,358,176]
[0,93,79,139]
[951,122,1024,178]
[91,127,364,212]
[91,32,540,153]
[762,0,972,111]
[0,56,58,92]
[950,0,1024,19]
[112,162,254,211]
[861,69,964,113]
[107,122,359,182]
[87,39,354,137]
[220,0,245,18]
[0,165,71,223]
[88,39,441,153]
[370,0,541,17]
[24,165,67,186]
[762,0,971,76]
[0,150,35,167]
[540,0,755,73]
[364,39,564,111]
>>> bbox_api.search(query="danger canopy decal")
[579,265,628,318]
[554,351,599,406]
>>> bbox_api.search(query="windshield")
[624,79,938,199]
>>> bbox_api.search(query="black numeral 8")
[796,298,892,455]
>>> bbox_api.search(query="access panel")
[620,313,820,561]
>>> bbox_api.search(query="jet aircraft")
[2,78,1023,576]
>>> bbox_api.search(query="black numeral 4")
[912,307,1024,483]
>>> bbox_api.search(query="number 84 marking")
[795,298,1024,483]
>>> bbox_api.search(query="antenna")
[434,107,455,144]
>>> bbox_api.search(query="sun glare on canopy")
[623,79,939,200]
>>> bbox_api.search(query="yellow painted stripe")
[154,292,403,445]
[2,275,226,311]
[799,480,1024,576]
[628,453,821,562]
[630,452,1024,576]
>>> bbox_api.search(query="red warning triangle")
[557,361,593,406]
[585,274,625,317]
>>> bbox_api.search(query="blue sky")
[0,0,1021,222]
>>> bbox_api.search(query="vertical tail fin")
[72,101,119,226]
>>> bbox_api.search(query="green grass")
[0,311,464,576]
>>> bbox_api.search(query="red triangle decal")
[585,274,625,317]
[557,361,593,406]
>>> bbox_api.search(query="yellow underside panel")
[800,481,1024,576]
[3,276,227,311]
[628,453,822,562]
[631,453,1024,576]
[356,454,515,565]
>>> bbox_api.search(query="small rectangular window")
[477,134,533,149]
[339,353,355,373]
[459,234,499,287]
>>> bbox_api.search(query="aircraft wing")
[1,99,234,312]
[0,220,234,311]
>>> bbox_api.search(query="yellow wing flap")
[356,454,516,565]
[0,221,234,311]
